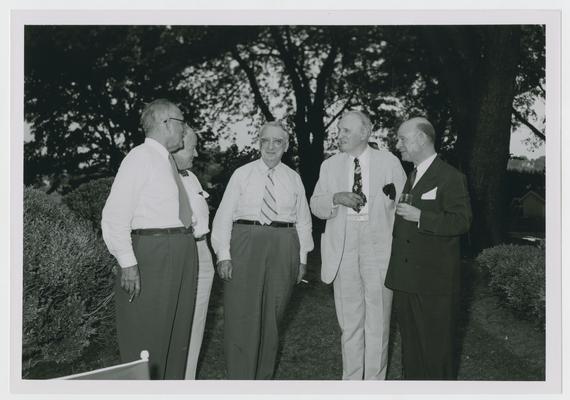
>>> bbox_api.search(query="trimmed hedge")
[63,177,114,233]
[476,243,545,329]
[23,187,116,377]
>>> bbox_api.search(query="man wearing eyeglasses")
[102,98,198,379]
[211,121,314,379]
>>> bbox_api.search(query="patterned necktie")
[259,168,278,225]
[409,167,418,190]
[168,155,193,228]
[352,158,366,213]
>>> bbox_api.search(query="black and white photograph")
[7,4,566,399]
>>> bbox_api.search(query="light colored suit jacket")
[310,147,406,284]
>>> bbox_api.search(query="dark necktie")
[178,169,190,177]
[168,155,193,228]
[409,167,418,190]
[352,158,366,213]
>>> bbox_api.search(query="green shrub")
[476,243,545,329]
[23,187,116,377]
[63,177,114,233]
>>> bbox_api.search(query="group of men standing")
[101,98,472,381]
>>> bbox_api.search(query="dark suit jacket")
[385,157,472,295]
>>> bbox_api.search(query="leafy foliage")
[23,187,116,377]
[476,243,545,329]
[63,177,114,233]
[24,25,546,246]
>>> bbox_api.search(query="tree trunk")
[458,26,522,250]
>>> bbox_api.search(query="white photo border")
[9,8,562,397]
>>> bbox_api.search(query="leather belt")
[234,219,295,228]
[131,227,193,235]
[195,234,208,242]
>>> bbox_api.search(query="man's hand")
[120,264,141,301]
[333,192,365,210]
[396,203,421,222]
[217,260,233,281]
[297,263,307,284]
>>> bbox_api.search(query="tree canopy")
[23,24,545,248]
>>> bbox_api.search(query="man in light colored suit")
[310,110,406,380]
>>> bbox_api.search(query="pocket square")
[382,183,396,201]
[421,187,437,200]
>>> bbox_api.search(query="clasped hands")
[217,259,307,284]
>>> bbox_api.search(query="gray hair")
[259,121,289,140]
[342,110,373,136]
[410,117,436,144]
[140,98,177,136]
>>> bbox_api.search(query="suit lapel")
[411,157,441,197]
[339,153,350,192]
[368,149,383,211]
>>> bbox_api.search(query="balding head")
[342,111,373,136]
[396,117,437,165]
[139,98,186,152]
[337,110,373,156]
[404,117,436,144]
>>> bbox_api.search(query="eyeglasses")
[260,137,286,147]
[164,117,188,126]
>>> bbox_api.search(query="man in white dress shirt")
[211,121,314,379]
[310,111,406,380]
[101,99,198,380]
[172,126,215,379]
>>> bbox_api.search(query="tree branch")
[285,27,311,95]
[230,46,275,122]
[512,107,545,141]
[538,81,546,97]
[325,93,355,131]
[314,42,339,112]
[270,27,310,108]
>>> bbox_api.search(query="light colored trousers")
[333,219,393,380]
[184,239,215,379]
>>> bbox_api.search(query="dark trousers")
[115,232,198,380]
[393,290,458,380]
[223,223,300,379]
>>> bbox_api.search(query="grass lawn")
[195,253,544,380]
[27,253,544,381]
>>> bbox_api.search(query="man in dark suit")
[385,117,472,380]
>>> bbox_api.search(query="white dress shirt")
[412,153,438,189]
[101,138,184,268]
[211,159,314,264]
[180,171,210,238]
[346,145,371,218]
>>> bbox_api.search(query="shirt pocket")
[280,191,300,219]
[238,180,262,209]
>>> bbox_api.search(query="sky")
[24,116,546,160]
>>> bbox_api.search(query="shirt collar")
[257,158,282,173]
[145,137,170,159]
[349,145,371,166]
[415,153,438,175]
